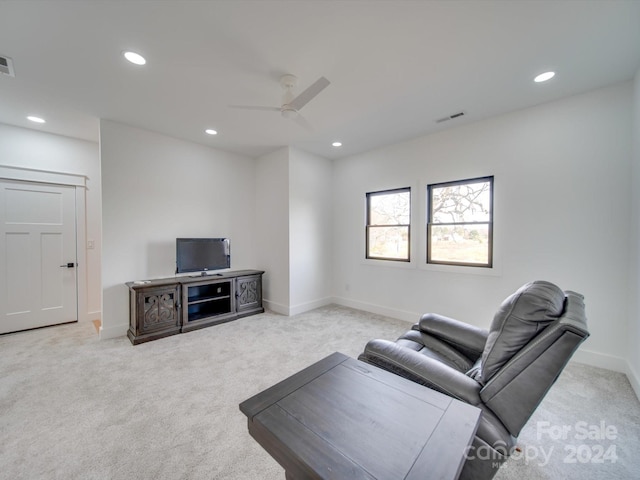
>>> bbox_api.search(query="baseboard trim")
[262,297,334,316]
[289,297,333,316]
[331,296,416,323]
[570,348,626,373]
[99,323,128,340]
[86,310,101,322]
[626,361,640,402]
[262,299,289,316]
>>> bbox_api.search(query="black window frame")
[366,187,411,262]
[427,176,494,268]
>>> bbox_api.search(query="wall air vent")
[0,55,15,77]
[436,111,465,124]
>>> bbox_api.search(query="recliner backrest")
[468,281,566,385]
[478,290,589,436]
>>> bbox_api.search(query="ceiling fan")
[230,74,330,129]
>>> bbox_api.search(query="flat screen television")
[176,238,230,274]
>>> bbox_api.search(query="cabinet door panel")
[137,286,181,334]
[236,275,262,312]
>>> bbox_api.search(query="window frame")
[365,187,411,262]
[426,176,494,268]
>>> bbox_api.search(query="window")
[366,187,411,261]
[427,176,493,267]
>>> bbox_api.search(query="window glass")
[366,188,411,261]
[427,177,493,267]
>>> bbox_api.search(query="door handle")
[60,262,76,268]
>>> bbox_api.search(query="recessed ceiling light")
[534,71,555,83]
[205,129,218,135]
[123,51,146,66]
[27,115,46,124]
[332,141,342,147]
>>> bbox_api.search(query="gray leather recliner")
[358,280,590,480]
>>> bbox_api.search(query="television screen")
[176,238,230,274]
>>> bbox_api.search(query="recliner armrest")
[359,339,483,406]
[417,313,489,359]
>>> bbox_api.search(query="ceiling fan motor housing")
[281,74,298,108]
[281,107,298,119]
[280,74,298,89]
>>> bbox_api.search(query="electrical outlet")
[87,240,95,250]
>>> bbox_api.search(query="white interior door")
[0,180,78,334]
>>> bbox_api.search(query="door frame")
[0,165,88,323]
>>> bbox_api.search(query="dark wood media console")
[127,269,264,345]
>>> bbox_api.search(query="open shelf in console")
[182,278,235,331]
[187,282,231,303]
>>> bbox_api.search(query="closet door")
[0,180,78,334]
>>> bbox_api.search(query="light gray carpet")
[0,305,638,479]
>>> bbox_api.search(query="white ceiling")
[1,1,639,160]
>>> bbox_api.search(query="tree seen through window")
[427,177,493,267]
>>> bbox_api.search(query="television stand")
[126,269,264,344]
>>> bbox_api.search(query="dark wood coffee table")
[240,352,481,480]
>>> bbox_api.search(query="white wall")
[254,146,333,315]
[629,70,640,397]
[255,147,290,313]
[0,123,101,321]
[289,147,333,314]
[100,120,257,338]
[332,82,633,372]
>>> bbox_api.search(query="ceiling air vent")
[436,111,465,124]
[0,55,15,77]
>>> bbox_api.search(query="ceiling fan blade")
[229,105,280,112]
[289,77,330,111]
